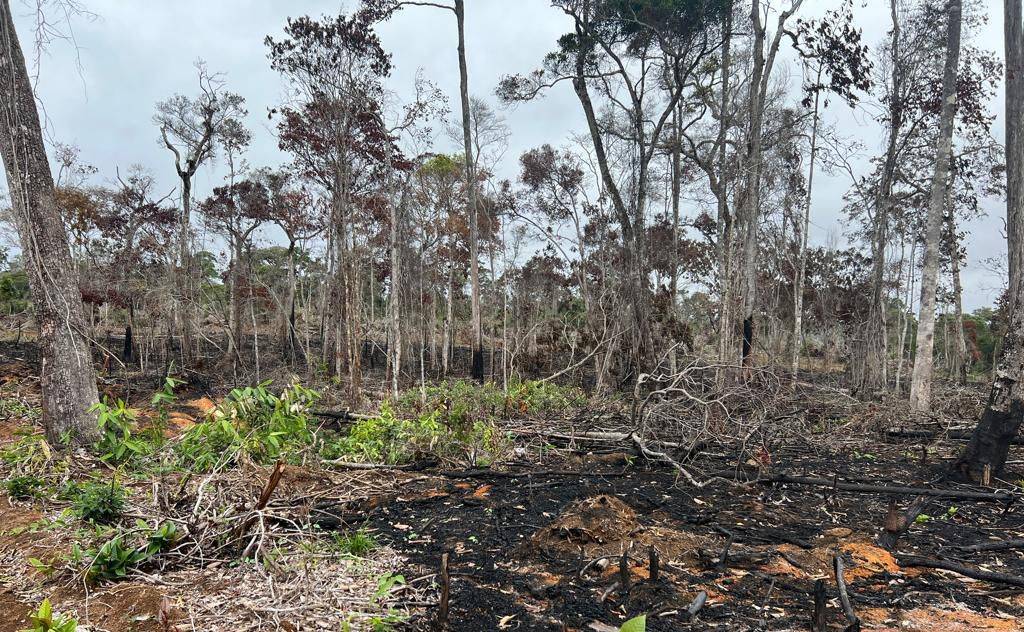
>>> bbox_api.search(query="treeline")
[0,0,1007,408]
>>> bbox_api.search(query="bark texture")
[0,0,100,445]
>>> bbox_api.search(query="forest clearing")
[2,0,1024,630]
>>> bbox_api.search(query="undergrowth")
[327,379,584,466]
[176,382,320,472]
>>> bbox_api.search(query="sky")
[6,0,1009,312]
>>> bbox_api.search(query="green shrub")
[71,480,126,525]
[79,520,177,582]
[176,382,319,472]
[330,402,508,466]
[5,474,45,500]
[22,598,76,632]
[86,535,146,580]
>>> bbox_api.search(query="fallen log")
[886,429,1024,445]
[955,538,1024,552]
[760,474,1015,503]
[897,555,1024,587]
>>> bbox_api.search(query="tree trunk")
[0,0,100,445]
[716,5,735,372]
[909,0,962,412]
[956,0,1024,479]
[791,70,821,380]
[454,0,483,382]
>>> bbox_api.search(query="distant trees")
[2,0,1015,435]
[0,0,100,444]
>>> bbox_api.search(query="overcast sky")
[8,0,1008,312]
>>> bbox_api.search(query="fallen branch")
[897,555,1024,587]
[686,590,708,618]
[760,474,1015,503]
[833,555,860,631]
[955,538,1024,553]
[630,432,707,488]
[886,429,1024,445]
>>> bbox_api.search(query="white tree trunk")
[909,0,963,412]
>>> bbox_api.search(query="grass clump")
[175,382,319,472]
[330,528,376,556]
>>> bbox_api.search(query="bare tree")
[0,0,99,445]
[154,62,246,361]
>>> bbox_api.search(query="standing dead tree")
[154,62,246,364]
[956,0,1024,479]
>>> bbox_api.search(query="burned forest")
[2,0,1024,630]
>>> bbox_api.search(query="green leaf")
[620,615,646,632]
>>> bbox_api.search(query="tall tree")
[499,0,729,378]
[786,0,871,380]
[0,0,100,445]
[956,0,1024,479]
[908,0,963,412]
[385,0,485,381]
[154,63,246,362]
[737,0,804,368]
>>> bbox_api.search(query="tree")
[955,0,1024,479]
[200,178,272,364]
[386,0,486,381]
[0,0,100,445]
[907,0,963,412]
[786,0,872,380]
[154,62,246,362]
[499,0,730,378]
[267,8,394,397]
[736,0,804,369]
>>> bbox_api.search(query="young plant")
[86,535,148,581]
[22,598,76,632]
[92,398,147,464]
[331,529,376,557]
[5,474,45,500]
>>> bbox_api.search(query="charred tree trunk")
[0,0,100,445]
[956,0,1024,479]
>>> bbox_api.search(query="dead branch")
[897,555,1024,587]
[629,432,707,487]
[761,475,1014,503]
[833,555,860,631]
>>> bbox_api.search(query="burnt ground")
[354,445,1024,631]
[1,341,1024,630]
